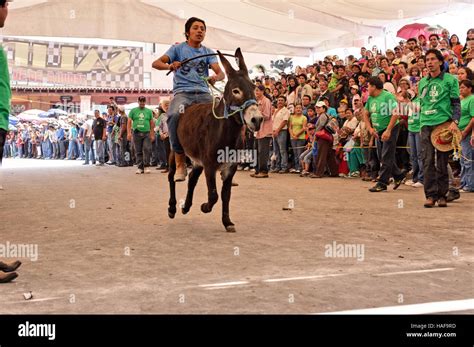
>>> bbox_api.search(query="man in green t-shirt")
[0,0,12,172]
[459,79,474,192]
[127,96,155,174]
[418,49,461,208]
[363,76,405,192]
[407,95,424,188]
[0,0,22,284]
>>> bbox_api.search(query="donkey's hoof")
[168,210,176,219]
[225,225,236,233]
[182,206,190,215]
[201,203,211,214]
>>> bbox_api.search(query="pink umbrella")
[397,23,430,40]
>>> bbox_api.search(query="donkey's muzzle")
[251,116,263,132]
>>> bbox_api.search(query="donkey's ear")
[234,47,248,75]
[218,50,236,77]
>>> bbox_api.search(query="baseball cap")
[315,101,326,108]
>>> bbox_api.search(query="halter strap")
[223,98,258,125]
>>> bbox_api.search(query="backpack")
[324,116,339,135]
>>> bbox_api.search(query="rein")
[166,53,236,76]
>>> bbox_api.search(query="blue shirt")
[164,42,217,95]
[327,107,338,118]
[302,106,309,119]
[56,128,65,141]
[106,115,118,133]
[70,127,77,139]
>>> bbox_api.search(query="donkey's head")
[218,48,263,132]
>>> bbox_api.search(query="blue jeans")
[408,131,424,183]
[272,131,288,171]
[460,136,473,191]
[77,139,84,160]
[167,92,213,153]
[107,132,115,163]
[68,139,78,159]
[291,139,306,171]
[43,139,52,159]
[300,148,313,164]
[95,140,105,164]
[84,138,95,164]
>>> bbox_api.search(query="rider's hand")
[208,76,218,85]
[169,61,181,72]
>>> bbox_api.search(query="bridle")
[202,77,257,126]
[169,52,258,126]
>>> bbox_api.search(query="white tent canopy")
[3,0,474,56]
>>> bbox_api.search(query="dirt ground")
[0,159,472,314]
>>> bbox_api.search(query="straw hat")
[430,121,462,152]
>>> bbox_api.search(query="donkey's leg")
[182,165,203,215]
[168,151,177,219]
[221,164,238,232]
[201,166,218,214]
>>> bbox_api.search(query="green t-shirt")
[364,90,398,132]
[113,124,120,143]
[0,46,11,131]
[128,107,153,132]
[418,72,459,128]
[408,97,421,133]
[290,114,306,140]
[459,94,474,131]
[328,74,339,92]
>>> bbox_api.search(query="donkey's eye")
[232,88,242,95]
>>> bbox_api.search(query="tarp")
[3,0,473,56]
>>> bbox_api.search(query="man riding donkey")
[153,17,264,232]
[152,17,225,182]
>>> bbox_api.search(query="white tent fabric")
[3,0,473,56]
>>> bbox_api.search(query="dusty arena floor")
[0,159,473,314]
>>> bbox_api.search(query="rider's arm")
[152,55,172,71]
[210,62,225,82]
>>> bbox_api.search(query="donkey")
[167,48,263,232]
